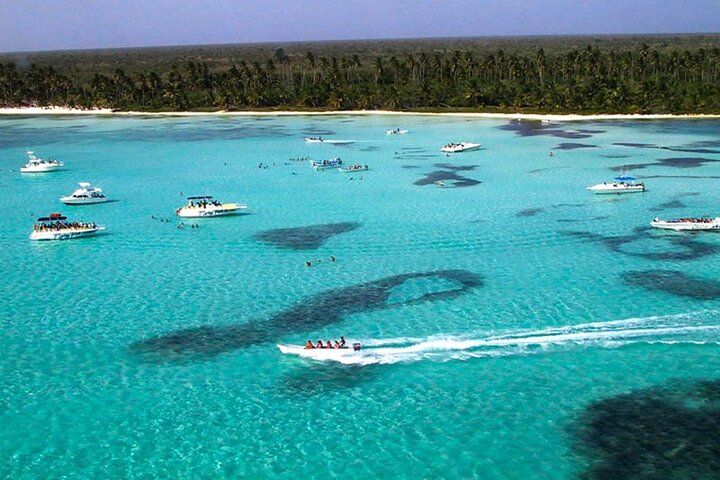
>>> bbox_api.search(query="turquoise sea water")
[1,114,720,479]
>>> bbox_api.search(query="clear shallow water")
[1,114,720,479]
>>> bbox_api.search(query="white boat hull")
[60,196,109,205]
[176,203,247,218]
[30,226,106,241]
[651,218,720,231]
[339,166,368,173]
[386,129,408,135]
[587,183,645,194]
[20,164,63,173]
[277,343,360,359]
[440,142,482,153]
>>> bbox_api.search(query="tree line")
[1,44,719,113]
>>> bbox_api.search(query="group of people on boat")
[33,221,96,232]
[319,158,342,166]
[307,136,323,141]
[187,199,221,208]
[443,143,462,149]
[305,336,346,349]
[657,217,713,223]
[345,164,368,171]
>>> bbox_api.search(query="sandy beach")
[1,105,720,121]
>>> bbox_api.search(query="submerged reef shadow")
[500,119,604,139]
[414,163,481,188]
[571,378,720,480]
[253,222,360,250]
[563,228,720,261]
[622,269,720,300]
[131,269,483,362]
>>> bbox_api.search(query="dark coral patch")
[622,269,720,300]
[516,208,544,217]
[500,120,603,139]
[572,379,720,480]
[130,269,483,361]
[555,143,597,150]
[415,163,481,188]
[563,229,720,261]
[657,157,718,169]
[253,222,360,250]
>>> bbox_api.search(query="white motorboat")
[20,151,63,173]
[587,176,646,194]
[30,213,105,241]
[650,217,720,231]
[440,142,482,153]
[386,128,408,135]
[176,196,248,218]
[305,136,324,143]
[338,163,368,173]
[310,157,343,171]
[60,182,108,205]
[277,343,362,359]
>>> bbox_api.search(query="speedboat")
[305,136,324,143]
[651,217,720,231]
[20,151,63,173]
[338,163,368,173]
[440,142,482,153]
[277,343,362,358]
[310,157,343,171]
[30,212,105,241]
[60,182,108,205]
[587,176,646,194]
[386,128,408,135]
[175,196,248,218]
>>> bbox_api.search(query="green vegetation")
[1,35,720,113]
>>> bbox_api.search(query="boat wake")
[303,311,720,365]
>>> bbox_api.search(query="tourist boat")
[587,175,645,194]
[30,213,105,241]
[440,142,482,153]
[60,182,108,205]
[650,217,720,231]
[175,196,248,218]
[277,343,362,358]
[338,163,368,173]
[310,157,343,171]
[386,128,408,135]
[20,151,64,173]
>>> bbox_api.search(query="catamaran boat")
[60,182,108,205]
[310,157,343,171]
[30,213,105,241]
[650,217,720,231]
[440,142,482,153]
[587,175,646,194]
[277,343,362,359]
[386,128,408,135]
[20,151,64,173]
[338,163,369,173]
[176,196,248,218]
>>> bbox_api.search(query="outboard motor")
[352,343,362,351]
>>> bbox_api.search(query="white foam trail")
[310,310,720,366]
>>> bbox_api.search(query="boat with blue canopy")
[587,175,645,194]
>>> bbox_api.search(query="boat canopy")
[614,175,636,181]
[37,215,67,221]
[187,196,214,200]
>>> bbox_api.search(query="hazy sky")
[1,0,718,52]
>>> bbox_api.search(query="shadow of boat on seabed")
[130,269,483,363]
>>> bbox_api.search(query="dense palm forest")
[1,35,720,113]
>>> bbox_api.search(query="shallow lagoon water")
[1,115,720,478]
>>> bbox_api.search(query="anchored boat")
[20,151,63,173]
[651,217,720,231]
[60,182,108,205]
[587,175,645,194]
[440,142,482,153]
[30,213,105,241]
[176,196,248,218]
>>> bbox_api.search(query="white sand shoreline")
[1,106,720,121]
